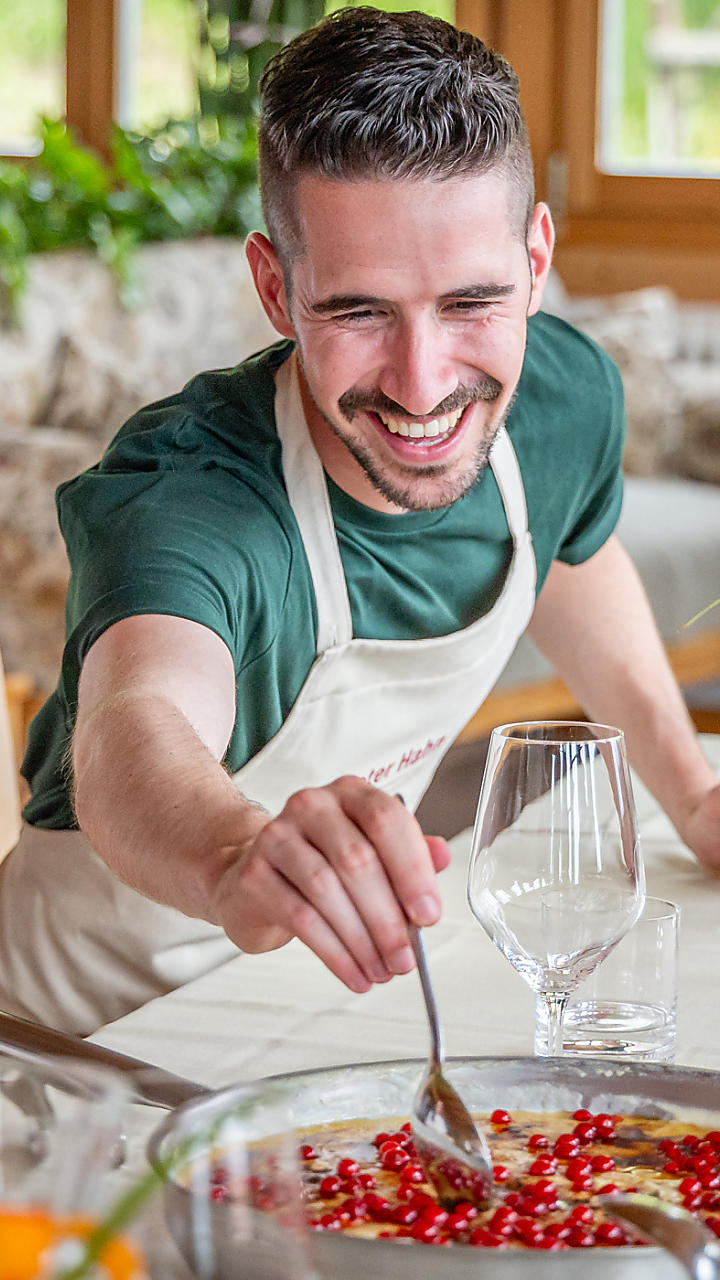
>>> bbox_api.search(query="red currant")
[491,1109,512,1126]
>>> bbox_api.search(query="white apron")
[234,353,537,813]
[0,353,536,1033]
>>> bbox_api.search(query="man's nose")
[379,319,458,417]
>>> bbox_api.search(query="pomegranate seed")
[408,1189,436,1210]
[680,1177,703,1195]
[546,1221,572,1239]
[573,1108,592,1121]
[364,1192,391,1218]
[491,1109,512,1126]
[337,1158,359,1178]
[319,1174,341,1197]
[400,1162,425,1183]
[590,1154,616,1172]
[318,1212,341,1229]
[701,1192,720,1210]
[572,1175,595,1192]
[663,1160,683,1175]
[535,1236,562,1249]
[420,1205,449,1227]
[410,1221,439,1243]
[373,1131,391,1147]
[400,1122,412,1134]
[659,1139,682,1156]
[357,1172,376,1189]
[554,1134,581,1158]
[595,1221,625,1244]
[706,1132,720,1145]
[684,1135,701,1149]
[573,1121,597,1143]
[503,1191,521,1208]
[446,1210,471,1232]
[707,1218,720,1238]
[299,1144,316,1160]
[377,1140,400,1157]
[392,1203,419,1226]
[566,1157,592,1179]
[684,1194,703,1210]
[529,1178,558,1201]
[210,1185,228,1201]
[468,1227,505,1247]
[529,1156,558,1175]
[597,1182,619,1195]
[493,1164,510,1182]
[567,1226,595,1247]
[569,1205,595,1224]
[381,1147,410,1171]
[528,1134,549,1150]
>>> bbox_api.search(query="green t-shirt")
[22,311,625,828]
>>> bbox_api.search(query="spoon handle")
[408,925,445,1072]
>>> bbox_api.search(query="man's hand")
[210,779,451,993]
[676,782,720,873]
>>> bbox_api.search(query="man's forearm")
[529,538,716,843]
[73,691,269,921]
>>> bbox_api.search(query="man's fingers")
[426,834,452,872]
[265,798,413,977]
[218,852,379,993]
[336,780,443,926]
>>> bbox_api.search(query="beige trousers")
[0,824,240,1034]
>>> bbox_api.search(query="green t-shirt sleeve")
[516,314,626,594]
[56,465,291,704]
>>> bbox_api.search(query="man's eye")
[337,309,380,324]
[446,299,493,315]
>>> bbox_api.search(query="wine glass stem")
[544,992,569,1056]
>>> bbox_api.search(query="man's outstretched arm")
[72,614,449,992]
[528,535,720,871]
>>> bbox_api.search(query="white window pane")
[118,0,198,132]
[598,0,720,176]
[0,0,65,152]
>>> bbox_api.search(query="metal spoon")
[600,1193,720,1279]
[408,923,494,1209]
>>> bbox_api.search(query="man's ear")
[526,203,555,317]
[245,232,295,338]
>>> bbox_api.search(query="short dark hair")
[258,6,534,269]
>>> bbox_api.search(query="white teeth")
[378,407,463,440]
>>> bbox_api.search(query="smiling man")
[1,7,718,1034]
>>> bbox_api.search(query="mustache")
[338,375,502,421]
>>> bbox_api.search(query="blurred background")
[0,0,718,837]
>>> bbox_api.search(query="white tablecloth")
[92,735,720,1086]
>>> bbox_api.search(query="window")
[0,0,66,154]
[598,0,720,177]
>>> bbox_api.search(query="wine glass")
[467,722,645,1057]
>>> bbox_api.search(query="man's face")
[249,169,553,512]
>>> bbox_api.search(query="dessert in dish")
[210,1107,720,1250]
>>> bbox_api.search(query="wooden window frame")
[66,0,118,160]
[457,0,720,300]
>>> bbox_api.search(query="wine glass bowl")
[468,722,645,1056]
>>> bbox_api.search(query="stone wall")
[1,239,276,686]
[1,238,719,690]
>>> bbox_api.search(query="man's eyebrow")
[440,283,517,301]
[309,283,517,315]
[309,294,386,315]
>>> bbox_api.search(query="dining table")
[92,733,720,1084]
[86,732,720,1277]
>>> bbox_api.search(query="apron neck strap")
[274,353,354,651]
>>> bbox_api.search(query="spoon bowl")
[600,1193,720,1279]
[408,925,494,1209]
